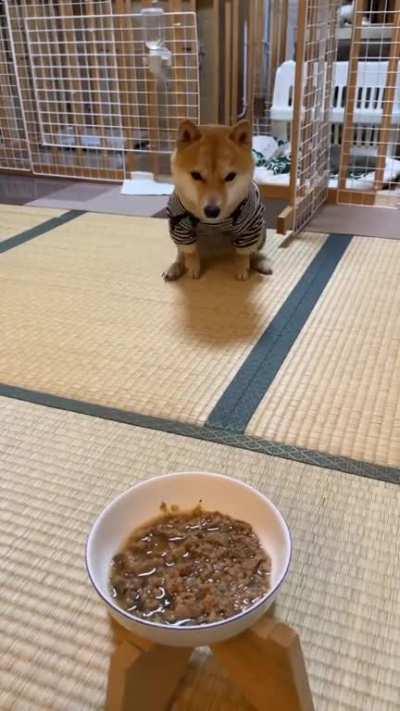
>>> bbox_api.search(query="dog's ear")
[230,120,251,147]
[177,120,201,146]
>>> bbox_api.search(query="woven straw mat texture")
[0,210,326,424]
[248,235,400,468]
[1,396,399,711]
[0,204,66,242]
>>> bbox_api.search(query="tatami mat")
[248,235,400,468]
[0,204,65,242]
[0,396,399,710]
[0,210,325,425]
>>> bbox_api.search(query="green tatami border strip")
[0,210,85,253]
[207,233,352,432]
[0,384,398,487]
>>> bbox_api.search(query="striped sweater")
[167,181,265,253]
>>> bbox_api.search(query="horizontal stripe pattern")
[167,182,264,251]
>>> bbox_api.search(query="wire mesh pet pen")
[0,1,31,171]
[249,0,340,235]
[282,0,339,235]
[338,0,400,208]
[251,0,400,230]
[2,0,199,181]
[1,0,400,235]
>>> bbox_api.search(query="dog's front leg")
[235,252,251,281]
[251,229,273,275]
[183,245,201,279]
[251,252,273,275]
[163,245,201,281]
[163,248,185,281]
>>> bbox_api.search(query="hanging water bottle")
[141,1,165,51]
[141,2,171,78]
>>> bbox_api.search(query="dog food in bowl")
[110,505,271,626]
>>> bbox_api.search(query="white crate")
[271,59,400,155]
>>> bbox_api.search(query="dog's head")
[171,120,254,222]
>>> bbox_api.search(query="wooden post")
[375,0,396,25]
[212,0,221,123]
[106,614,314,711]
[252,0,266,122]
[230,0,240,123]
[373,0,400,191]
[279,0,289,66]
[245,0,256,127]
[107,620,190,711]
[337,0,368,193]
[288,0,308,231]
[270,0,289,94]
[213,616,314,711]
[106,636,191,711]
[224,0,232,125]
[277,206,294,235]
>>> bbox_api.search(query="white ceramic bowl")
[86,472,291,647]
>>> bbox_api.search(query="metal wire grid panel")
[338,0,400,207]
[6,0,120,180]
[4,1,199,181]
[289,0,340,235]
[252,0,292,137]
[24,9,123,154]
[24,8,199,154]
[0,2,31,171]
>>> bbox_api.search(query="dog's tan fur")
[165,119,272,281]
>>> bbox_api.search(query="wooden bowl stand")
[106,614,314,711]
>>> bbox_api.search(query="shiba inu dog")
[163,119,272,281]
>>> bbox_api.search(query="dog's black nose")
[204,204,221,219]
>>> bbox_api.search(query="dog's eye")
[190,171,203,181]
[225,172,237,182]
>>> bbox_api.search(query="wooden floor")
[0,174,286,227]
[308,203,400,240]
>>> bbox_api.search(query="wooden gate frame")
[276,0,340,236]
[337,0,400,206]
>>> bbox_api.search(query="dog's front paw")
[185,253,201,279]
[252,254,273,275]
[163,260,185,281]
[236,267,250,281]
[235,253,250,281]
[187,264,201,279]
